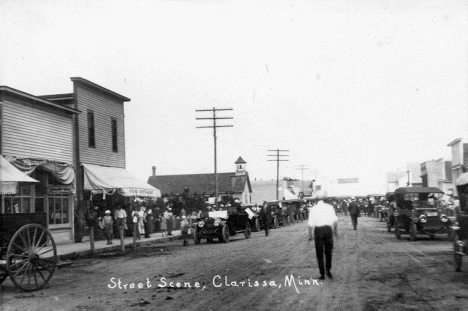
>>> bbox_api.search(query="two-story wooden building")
[0,86,79,243]
[1,77,160,243]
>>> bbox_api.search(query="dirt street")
[1,215,468,311]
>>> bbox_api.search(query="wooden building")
[0,86,79,243]
[148,157,252,204]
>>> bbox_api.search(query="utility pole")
[295,164,310,192]
[196,107,233,207]
[268,149,289,200]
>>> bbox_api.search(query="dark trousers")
[262,216,270,236]
[314,226,333,276]
[350,214,358,230]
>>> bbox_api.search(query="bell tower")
[235,156,247,176]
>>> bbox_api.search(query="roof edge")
[70,77,130,102]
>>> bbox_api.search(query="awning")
[0,156,38,194]
[82,163,161,198]
[455,172,468,186]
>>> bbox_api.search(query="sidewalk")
[54,230,183,260]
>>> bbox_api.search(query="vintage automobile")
[355,196,368,215]
[452,173,468,271]
[241,204,261,232]
[378,198,389,222]
[265,201,291,228]
[393,187,451,241]
[193,205,251,244]
[386,192,395,232]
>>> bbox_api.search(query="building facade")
[0,86,79,243]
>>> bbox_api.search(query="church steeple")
[235,156,247,175]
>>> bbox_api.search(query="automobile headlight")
[419,215,427,223]
[198,221,205,227]
[214,219,220,226]
[440,214,448,223]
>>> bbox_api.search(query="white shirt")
[308,200,338,229]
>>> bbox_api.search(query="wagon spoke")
[36,266,47,283]
[11,260,29,276]
[11,242,28,254]
[36,259,54,273]
[26,227,32,248]
[32,226,38,248]
[18,262,31,285]
[31,263,39,288]
[17,233,29,251]
[37,248,54,257]
[34,231,45,249]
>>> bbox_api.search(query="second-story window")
[111,118,118,152]
[87,110,95,148]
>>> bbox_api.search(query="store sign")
[121,188,157,197]
[337,178,359,184]
[47,185,71,194]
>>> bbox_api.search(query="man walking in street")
[349,197,360,230]
[341,199,349,216]
[260,202,271,236]
[308,190,338,280]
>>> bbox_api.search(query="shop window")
[49,195,69,225]
[88,110,96,148]
[4,184,31,213]
[111,117,118,152]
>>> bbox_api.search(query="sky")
[1,0,467,193]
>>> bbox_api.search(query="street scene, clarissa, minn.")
[1,1,468,310]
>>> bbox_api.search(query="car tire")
[221,225,229,243]
[410,222,417,241]
[394,220,401,239]
[254,218,261,232]
[244,222,251,239]
[453,232,463,272]
[273,217,278,229]
[193,228,200,245]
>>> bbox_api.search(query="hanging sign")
[47,185,71,195]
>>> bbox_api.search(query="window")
[88,110,96,147]
[111,118,118,152]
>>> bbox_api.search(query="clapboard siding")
[2,99,74,163]
[76,85,126,168]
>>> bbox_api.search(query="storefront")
[1,156,76,243]
[82,163,161,208]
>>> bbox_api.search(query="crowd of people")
[82,202,195,244]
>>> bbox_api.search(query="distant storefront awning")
[456,172,468,186]
[0,156,38,194]
[82,163,161,198]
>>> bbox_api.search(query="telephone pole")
[268,149,289,200]
[295,164,310,192]
[196,107,233,207]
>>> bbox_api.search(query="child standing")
[180,215,190,246]
[159,212,167,237]
[102,210,114,245]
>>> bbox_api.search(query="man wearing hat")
[102,210,114,245]
[348,197,360,230]
[308,190,338,280]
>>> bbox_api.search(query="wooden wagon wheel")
[6,224,57,291]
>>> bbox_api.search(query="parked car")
[393,187,451,241]
[386,192,395,232]
[377,198,389,222]
[193,205,251,244]
[452,173,468,271]
[241,204,261,232]
[266,201,289,228]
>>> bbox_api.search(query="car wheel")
[193,228,200,245]
[394,220,401,239]
[254,218,261,232]
[410,222,417,241]
[273,217,278,229]
[244,222,251,239]
[454,232,462,272]
[221,225,229,243]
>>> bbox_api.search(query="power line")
[295,164,310,192]
[267,149,289,200]
[196,107,233,206]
